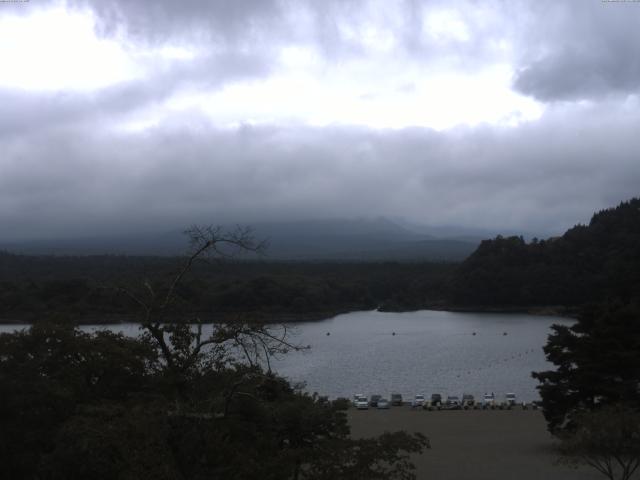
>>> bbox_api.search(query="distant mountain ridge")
[1,217,479,261]
[449,198,640,307]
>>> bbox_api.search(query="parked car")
[369,394,382,407]
[412,394,426,407]
[505,393,517,407]
[430,393,442,406]
[461,394,475,408]
[354,395,369,410]
[482,393,495,408]
[391,393,403,406]
[444,395,462,410]
[377,398,390,409]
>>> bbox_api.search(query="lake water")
[0,309,573,402]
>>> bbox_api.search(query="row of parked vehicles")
[419,392,520,410]
[353,392,523,410]
[352,394,394,409]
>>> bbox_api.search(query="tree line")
[449,198,640,308]
[0,253,453,323]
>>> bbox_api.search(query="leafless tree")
[118,225,306,379]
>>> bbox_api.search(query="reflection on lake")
[0,309,573,401]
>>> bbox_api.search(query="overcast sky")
[1,0,639,240]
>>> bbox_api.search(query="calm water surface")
[0,310,573,402]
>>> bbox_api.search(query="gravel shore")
[348,408,606,480]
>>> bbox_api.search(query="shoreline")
[420,303,579,319]
[0,304,578,325]
[0,309,353,325]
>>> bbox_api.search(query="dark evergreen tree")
[532,302,640,433]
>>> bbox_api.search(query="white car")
[412,394,426,407]
[353,394,369,409]
[505,393,517,406]
[483,393,496,407]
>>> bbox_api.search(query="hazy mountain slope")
[1,218,477,261]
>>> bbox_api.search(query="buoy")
[503,332,508,336]
[472,332,476,336]
[326,332,330,336]
[392,332,396,336]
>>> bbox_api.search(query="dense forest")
[449,198,640,308]
[0,254,453,323]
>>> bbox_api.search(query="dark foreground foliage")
[0,322,428,479]
[532,302,640,434]
[557,404,640,480]
[0,226,429,479]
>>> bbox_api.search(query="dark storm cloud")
[2,104,639,240]
[513,1,640,101]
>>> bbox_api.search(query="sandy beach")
[348,407,609,480]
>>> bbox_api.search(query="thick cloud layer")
[1,0,639,241]
[513,1,640,101]
[2,104,638,240]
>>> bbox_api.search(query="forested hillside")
[449,198,640,307]
[0,255,453,323]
